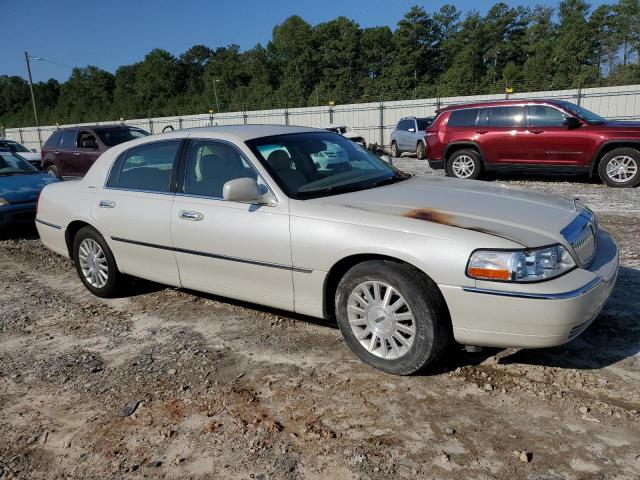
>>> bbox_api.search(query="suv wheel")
[416,142,426,160]
[45,165,61,179]
[73,226,123,298]
[446,149,482,180]
[335,260,450,375]
[598,148,640,188]
[391,142,400,158]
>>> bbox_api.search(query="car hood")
[0,173,59,203]
[319,176,582,248]
[16,152,41,162]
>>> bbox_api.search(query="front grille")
[561,210,597,265]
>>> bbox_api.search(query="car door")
[76,130,102,176]
[476,106,528,164]
[170,138,294,311]
[57,130,79,176]
[90,139,182,286]
[524,105,587,165]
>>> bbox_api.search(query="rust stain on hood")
[402,208,453,225]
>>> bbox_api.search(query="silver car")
[390,116,434,160]
[35,125,619,375]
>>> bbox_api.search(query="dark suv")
[42,125,149,178]
[426,99,640,187]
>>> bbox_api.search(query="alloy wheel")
[78,238,109,288]
[347,281,415,360]
[452,155,475,178]
[606,155,638,183]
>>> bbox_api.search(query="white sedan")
[36,125,619,375]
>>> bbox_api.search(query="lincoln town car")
[35,126,619,375]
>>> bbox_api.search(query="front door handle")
[475,129,488,134]
[179,210,204,221]
[73,151,81,155]
[528,128,544,134]
[98,200,116,208]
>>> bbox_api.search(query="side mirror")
[31,148,37,153]
[563,117,581,129]
[408,128,416,133]
[223,177,266,204]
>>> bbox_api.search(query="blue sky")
[2,0,612,83]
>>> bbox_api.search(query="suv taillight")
[425,130,438,136]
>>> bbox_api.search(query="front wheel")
[391,142,400,158]
[446,149,482,180]
[73,226,123,298]
[335,260,450,375]
[45,164,61,179]
[598,148,640,188]
[416,142,426,160]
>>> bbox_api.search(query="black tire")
[335,260,451,375]
[416,141,426,160]
[597,147,640,188]
[446,149,482,180]
[391,141,400,158]
[45,164,61,179]
[72,226,123,298]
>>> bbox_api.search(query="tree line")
[1,0,639,129]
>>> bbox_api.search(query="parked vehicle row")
[0,137,41,169]
[390,99,640,188]
[35,125,619,375]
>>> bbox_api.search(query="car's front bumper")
[0,202,37,228]
[440,231,619,348]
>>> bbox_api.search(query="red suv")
[426,99,640,188]
[42,125,149,179]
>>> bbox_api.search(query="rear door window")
[448,109,479,127]
[480,106,525,128]
[45,131,62,148]
[107,141,180,192]
[59,130,78,149]
[527,105,567,127]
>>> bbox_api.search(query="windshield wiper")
[372,172,411,187]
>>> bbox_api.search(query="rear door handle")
[475,129,488,134]
[99,200,116,208]
[179,210,204,221]
[73,151,81,155]
[528,128,544,134]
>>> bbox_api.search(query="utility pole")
[212,78,221,113]
[25,51,42,149]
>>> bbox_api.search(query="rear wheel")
[416,141,426,160]
[45,164,61,179]
[446,149,482,180]
[598,148,640,188]
[391,142,400,158]
[73,226,123,298]
[335,260,450,375]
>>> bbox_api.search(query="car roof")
[182,124,321,141]
[55,124,141,132]
[437,98,566,113]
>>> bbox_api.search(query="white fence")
[5,84,640,152]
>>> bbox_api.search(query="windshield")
[0,141,30,153]
[95,128,149,147]
[0,153,39,175]
[560,102,606,125]
[247,132,407,199]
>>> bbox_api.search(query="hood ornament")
[573,195,581,211]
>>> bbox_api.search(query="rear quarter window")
[106,141,180,192]
[447,109,479,127]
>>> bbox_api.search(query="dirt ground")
[1,164,639,480]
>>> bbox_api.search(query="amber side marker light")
[467,267,511,281]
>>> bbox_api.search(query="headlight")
[467,245,576,282]
[0,197,9,206]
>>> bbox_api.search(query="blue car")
[0,152,60,230]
